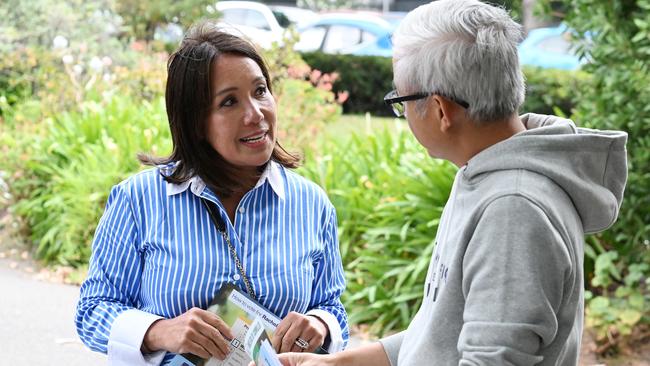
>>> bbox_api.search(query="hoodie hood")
[463,113,628,234]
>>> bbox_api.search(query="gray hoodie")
[380,114,628,365]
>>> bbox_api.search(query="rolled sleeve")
[109,309,165,366]
[306,308,344,353]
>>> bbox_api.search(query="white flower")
[73,64,84,75]
[52,35,68,49]
[62,54,74,64]
[89,56,103,72]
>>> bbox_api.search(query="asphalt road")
[0,258,107,365]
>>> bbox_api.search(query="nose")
[243,99,264,125]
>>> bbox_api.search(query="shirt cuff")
[306,309,344,353]
[108,309,166,366]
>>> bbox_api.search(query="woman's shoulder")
[113,166,171,199]
[281,166,332,205]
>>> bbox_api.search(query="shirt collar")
[165,161,285,200]
[256,160,285,200]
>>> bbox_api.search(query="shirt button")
[233,273,241,281]
[238,207,245,214]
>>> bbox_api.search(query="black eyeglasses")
[383,90,470,117]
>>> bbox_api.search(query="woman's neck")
[218,167,263,224]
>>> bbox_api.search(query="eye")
[255,85,268,97]
[220,96,236,108]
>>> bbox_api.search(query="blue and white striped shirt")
[75,161,348,364]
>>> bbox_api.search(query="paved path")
[0,258,107,365]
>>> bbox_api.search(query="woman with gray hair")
[269,0,627,365]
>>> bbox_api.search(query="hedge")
[301,51,589,118]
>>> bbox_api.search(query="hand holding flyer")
[162,284,284,366]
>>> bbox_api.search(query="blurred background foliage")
[301,125,456,333]
[0,0,647,358]
[114,0,213,42]
[552,0,650,355]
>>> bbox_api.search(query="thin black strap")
[201,198,256,299]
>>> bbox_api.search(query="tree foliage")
[114,0,214,41]
[551,0,650,354]
[0,0,122,53]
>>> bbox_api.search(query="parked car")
[269,5,319,29]
[379,11,406,28]
[295,13,394,57]
[215,1,285,49]
[518,24,586,70]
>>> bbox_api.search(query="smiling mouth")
[240,132,267,143]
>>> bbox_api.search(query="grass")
[325,113,404,141]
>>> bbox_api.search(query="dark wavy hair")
[139,22,300,197]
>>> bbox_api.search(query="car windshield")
[272,10,291,28]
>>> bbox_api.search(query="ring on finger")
[294,337,309,350]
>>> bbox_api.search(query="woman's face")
[206,54,276,173]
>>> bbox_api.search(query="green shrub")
[556,0,650,354]
[300,123,456,335]
[301,52,586,118]
[521,65,590,117]
[1,96,171,265]
[300,52,394,116]
[264,32,344,153]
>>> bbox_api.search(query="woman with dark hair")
[75,23,348,366]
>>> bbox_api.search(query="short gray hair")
[392,0,525,123]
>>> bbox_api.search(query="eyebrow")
[214,76,267,97]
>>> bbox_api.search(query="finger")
[281,323,303,353]
[194,329,229,360]
[290,343,304,353]
[200,310,235,340]
[184,339,212,360]
[277,353,297,366]
[188,309,232,356]
[277,352,308,366]
[298,327,318,345]
[193,320,231,358]
[302,327,324,352]
[272,315,294,352]
[302,336,316,353]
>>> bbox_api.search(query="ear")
[430,95,454,133]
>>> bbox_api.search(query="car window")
[295,26,326,52]
[272,10,291,28]
[323,25,363,53]
[220,8,247,25]
[245,9,271,31]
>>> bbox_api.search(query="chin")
[250,152,274,167]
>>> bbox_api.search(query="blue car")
[295,14,394,57]
[518,24,586,70]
